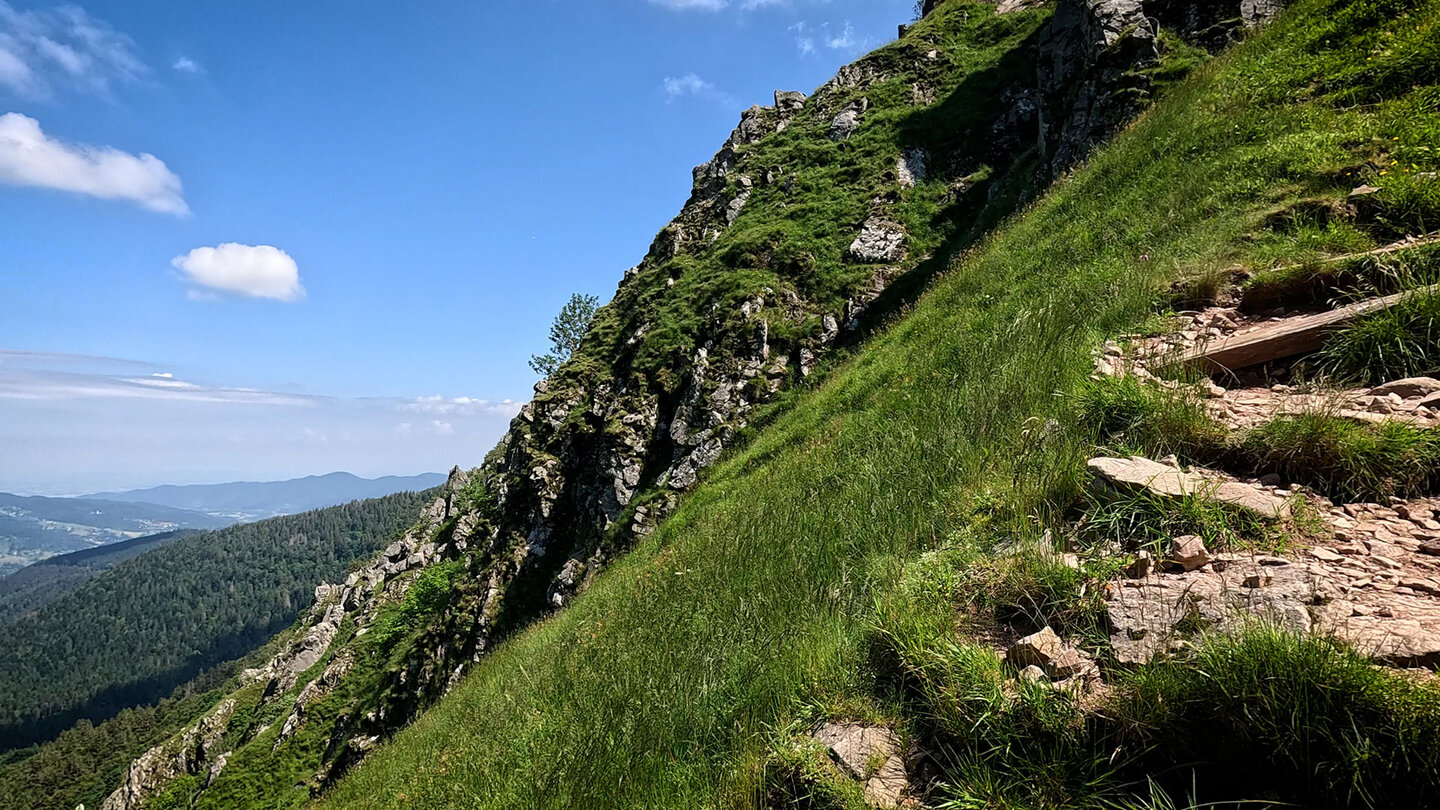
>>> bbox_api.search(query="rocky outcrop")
[101,699,236,810]
[1106,496,1440,668]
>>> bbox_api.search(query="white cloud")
[171,56,201,74]
[172,243,306,302]
[663,73,712,102]
[0,112,188,214]
[826,20,856,49]
[402,396,521,417]
[0,1,144,97]
[430,420,455,436]
[790,21,816,54]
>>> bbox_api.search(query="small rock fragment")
[1166,535,1212,572]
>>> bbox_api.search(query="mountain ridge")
[84,472,448,519]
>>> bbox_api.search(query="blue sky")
[0,0,913,494]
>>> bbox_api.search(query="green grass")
[1318,286,1440,382]
[314,0,1440,807]
[1240,240,1440,312]
[1074,375,1228,461]
[1078,373,1440,502]
[1082,486,1284,554]
[877,601,1440,808]
[1242,411,1440,500]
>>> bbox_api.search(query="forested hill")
[0,489,433,751]
[0,529,199,626]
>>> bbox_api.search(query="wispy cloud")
[826,20,855,49]
[172,244,305,302]
[662,72,713,102]
[0,112,187,214]
[0,1,144,97]
[648,0,729,9]
[649,0,791,11]
[792,19,865,56]
[171,56,202,74]
[790,21,816,54]
[402,396,522,417]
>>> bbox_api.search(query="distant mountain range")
[85,471,448,521]
[0,473,445,577]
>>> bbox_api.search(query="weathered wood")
[1182,285,1438,373]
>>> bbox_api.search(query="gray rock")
[811,723,907,807]
[1370,377,1440,399]
[829,99,869,140]
[848,216,908,264]
[102,700,237,810]
[896,148,929,188]
[774,90,807,111]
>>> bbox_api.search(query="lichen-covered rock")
[101,699,236,810]
[848,216,908,264]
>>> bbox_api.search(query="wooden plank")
[1181,285,1438,373]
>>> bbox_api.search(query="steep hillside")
[74,0,1440,806]
[0,530,199,625]
[0,490,433,751]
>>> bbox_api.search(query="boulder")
[1007,626,1095,678]
[1007,626,1065,669]
[1088,456,1291,520]
[774,90,807,111]
[811,723,907,809]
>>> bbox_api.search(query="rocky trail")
[1074,250,1440,679]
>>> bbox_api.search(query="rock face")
[101,699,236,810]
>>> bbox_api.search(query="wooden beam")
[1181,285,1438,374]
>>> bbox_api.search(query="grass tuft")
[1317,286,1440,383]
[1242,412,1440,500]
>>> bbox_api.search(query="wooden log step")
[1181,285,1438,374]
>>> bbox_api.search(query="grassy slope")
[318,0,1440,807]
